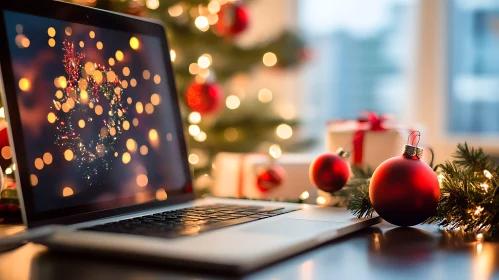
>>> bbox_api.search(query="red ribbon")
[352,112,388,165]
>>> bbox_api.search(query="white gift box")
[321,119,430,206]
[211,152,317,203]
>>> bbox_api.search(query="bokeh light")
[136,102,143,114]
[224,127,238,142]
[226,95,240,109]
[122,67,130,76]
[156,189,167,201]
[140,145,148,155]
[142,70,150,80]
[48,38,56,47]
[64,149,74,161]
[89,31,95,38]
[63,187,74,197]
[188,153,199,165]
[126,139,137,152]
[43,152,53,165]
[18,78,30,92]
[188,125,201,136]
[145,103,154,114]
[48,27,56,37]
[30,174,38,187]
[151,93,161,105]
[258,88,273,103]
[34,158,44,170]
[122,152,131,164]
[65,27,72,36]
[146,0,159,10]
[136,174,148,187]
[47,112,56,123]
[129,36,140,50]
[115,50,124,61]
[276,124,293,139]
[1,146,12,160]
[263,52,278,67]
[78,119,85,128]
[96,41,103,50]
[168,4,183,17]
[188,112,201,124]
[153,75,161,84]
[149,129,158,141]
[195,16,209,31]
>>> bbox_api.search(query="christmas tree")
[68,0,310,183]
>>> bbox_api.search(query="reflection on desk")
[0,223,498,280]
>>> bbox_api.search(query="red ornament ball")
[216,3,249,36]
[370,151,440,227]
[256,165,285,193]
[185,82,222,114]
[309,153,350,192]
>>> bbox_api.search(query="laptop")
[0,1,380,274]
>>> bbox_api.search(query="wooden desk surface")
[0,222,498,280]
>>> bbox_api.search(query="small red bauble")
[185,82,222,114]
[256,165,285,193]
[216,3,249,36]
[370,144,440,227]
[309,151,350,193]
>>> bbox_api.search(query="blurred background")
[2,0,498,204]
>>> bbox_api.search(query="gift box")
[320,112,430,206]
[211,152,317,203]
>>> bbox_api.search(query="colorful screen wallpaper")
[4,11,189,213]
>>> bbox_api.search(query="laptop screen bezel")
[0,1,195,228]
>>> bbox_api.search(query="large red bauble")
[216,3,249,36]
[185,82,222,114]
[256,165,285,193]
[309,153,350,193]
[370,155,440,227]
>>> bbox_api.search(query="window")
[449,0,499,135]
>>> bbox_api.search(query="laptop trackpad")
[241,218,345,239]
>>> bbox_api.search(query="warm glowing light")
[63,187,74,197]
[5,168,12,175]
[224,127,238,142]
[188,112,201,124]
[140,145,148,155]
[263,52,278,67]
[195,131,207,142]
[47,112,56,123]
[149,129,158,141]
[84,61,94,75]
[145,103,154,114]
[189,153,199,165]
[105,73,117,85]
[475,206,484,216]
[170,49,176,62]
[22,37,30,48]
[166,133,173,141]
[62,103,70,113]
[136,174,148,187]
[316,196,327,205]
[123,120,130,130]
[122,80,129,89]
[78,78,88,91]
[269,144,282,159]
[195,16,209,31]
[477,233,484,242]
[109,127,116,136]
[59,76,67,88]
[115,50,124,61]
[0,108,5,118]
[43,152,53,165]
[168,4,183,17]
[89,31,95,38]
[18,78,30,92]
[78,119,85,128]
[122,152,131,164]
[64,149,74,161]
[198,55,211,69]
[130,79,137,87]
[96,41,103,50]
[142,70,150,80]
[208,13,219,25]
[48,27,56,37]
[124,139,136,152]
[480,182,489,191]
[156,189,167,200]
[208,1,221,13]
[48,38,56,47]
[299,191,310,200]
[226,95,240,109]
[1,146,12,160]
[122,67,130,76]
[133,118,139,127]
[79,41,84,48]
[188,125,201,136]
[65,27,72,36]
[150,93,161,106]
[153,74,161,84]
[276,124,293,139]
[189,63,200,75]
[136,102,144,114]
[30,174,38,186]
[55,90,63,99]
[438,174,445,183]
[258,88,273,103]
[107,57,115,67]
[129,36,140,50]
[34,158,44,170]
[114,152,118,157]
[484,170,493,179]
[146,0,159,10]
[94,105,103,115]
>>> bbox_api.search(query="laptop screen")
[2,11,191,214]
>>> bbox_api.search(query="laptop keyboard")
[83,204,300,238]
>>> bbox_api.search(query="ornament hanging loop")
[407,131,421,147]
[403,131,423,159]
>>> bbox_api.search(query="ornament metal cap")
[403,131,423,159]
[336,147,349,159]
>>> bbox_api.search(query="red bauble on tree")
[369,132,440,227]
[256,165,285,193]
[216,3,249,36]
[309,149,350,193]
[185,81,222,115]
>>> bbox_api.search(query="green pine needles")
[334,143,499,239]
